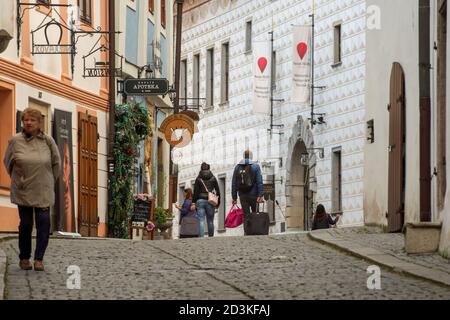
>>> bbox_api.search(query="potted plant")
[154,207,173,232]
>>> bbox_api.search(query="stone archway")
[285,116,316,231]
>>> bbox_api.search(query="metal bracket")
[17,1,72,56]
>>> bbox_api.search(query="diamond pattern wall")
[177,0,366,229]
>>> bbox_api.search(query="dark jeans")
[196,199,215,237]
[239,195,257,236]
[18,206,51,261]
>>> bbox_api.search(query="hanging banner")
[53,110,76,233]
[292,26,311,104]
[252,41,272,115]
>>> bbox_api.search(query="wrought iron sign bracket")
[81,36,123,78]
[17,1,72,56]
[73,30,122,76]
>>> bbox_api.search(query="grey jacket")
[3,131,61,208]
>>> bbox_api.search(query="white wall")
[175,0,367,236]
[439,8,450,258]
[364,0,420,227]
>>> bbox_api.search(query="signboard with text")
[124,79,169,96]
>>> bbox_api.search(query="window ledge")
[244,49,253,55]
[331,62,342,68]
[219,101,229,108]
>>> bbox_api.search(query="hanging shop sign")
[159,113,195,147]
[124,78,169,96]
[31,19,74,55]
[83,44,123,78]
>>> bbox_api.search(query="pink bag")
[225,205,244,228]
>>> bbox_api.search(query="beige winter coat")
[3,131,61,208]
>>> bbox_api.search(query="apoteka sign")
[31,20,74,55]
[124,79,169,96]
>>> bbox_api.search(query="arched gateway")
[285,116,317,231]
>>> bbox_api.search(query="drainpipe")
[173,0,184,114]
[419,0,432,222]
[168,0,184,210]
[107,0,116,236]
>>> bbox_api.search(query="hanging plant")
[109,102,150,238]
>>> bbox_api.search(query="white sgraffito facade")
[173,0,367,237]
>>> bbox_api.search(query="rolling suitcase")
[179,214,200,239]
[245,203,270,236]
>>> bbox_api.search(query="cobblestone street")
[1,233,450,300]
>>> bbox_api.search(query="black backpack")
[237,164,254,193]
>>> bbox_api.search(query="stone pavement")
[1,232,450,300]
[0,234,16,300]
[308,227,450,287]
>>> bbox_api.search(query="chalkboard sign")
[132,200,151,222]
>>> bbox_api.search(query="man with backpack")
[231,150,264,235]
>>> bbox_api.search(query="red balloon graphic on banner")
[258,57,268,73]
[297,42,308,60]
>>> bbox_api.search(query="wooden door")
[388,63,406,232]
[78,112,98,237]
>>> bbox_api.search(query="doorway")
[287,140,309,230]
[285,117,315,231]
[331,147,342,213]
[387,62,406,232]
[437,0,447,211]
[78,112,98,237]
[157,138,164,207]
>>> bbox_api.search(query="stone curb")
[0,235,18,300]
[308,231,450,288]
[0,248,6,300]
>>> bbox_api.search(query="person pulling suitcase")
[176,188,199,239]
[231,150,265,236]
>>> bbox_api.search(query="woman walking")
[3,108,61,271]
[193,163,220,237]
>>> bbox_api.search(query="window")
[206,48,214,108]
[161,0,166,29]
[331,147,342,213]
[36,0,51,15]
[78,0,92,25]
[149,0,154,14]
[220,42,229,104]
[333,22,342,65]
[245,20,252,52]
[193,54,200,109]
[180,59,187,109]
[0,81,15,189]
[37,0,50,6]
[178,183,186,205]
